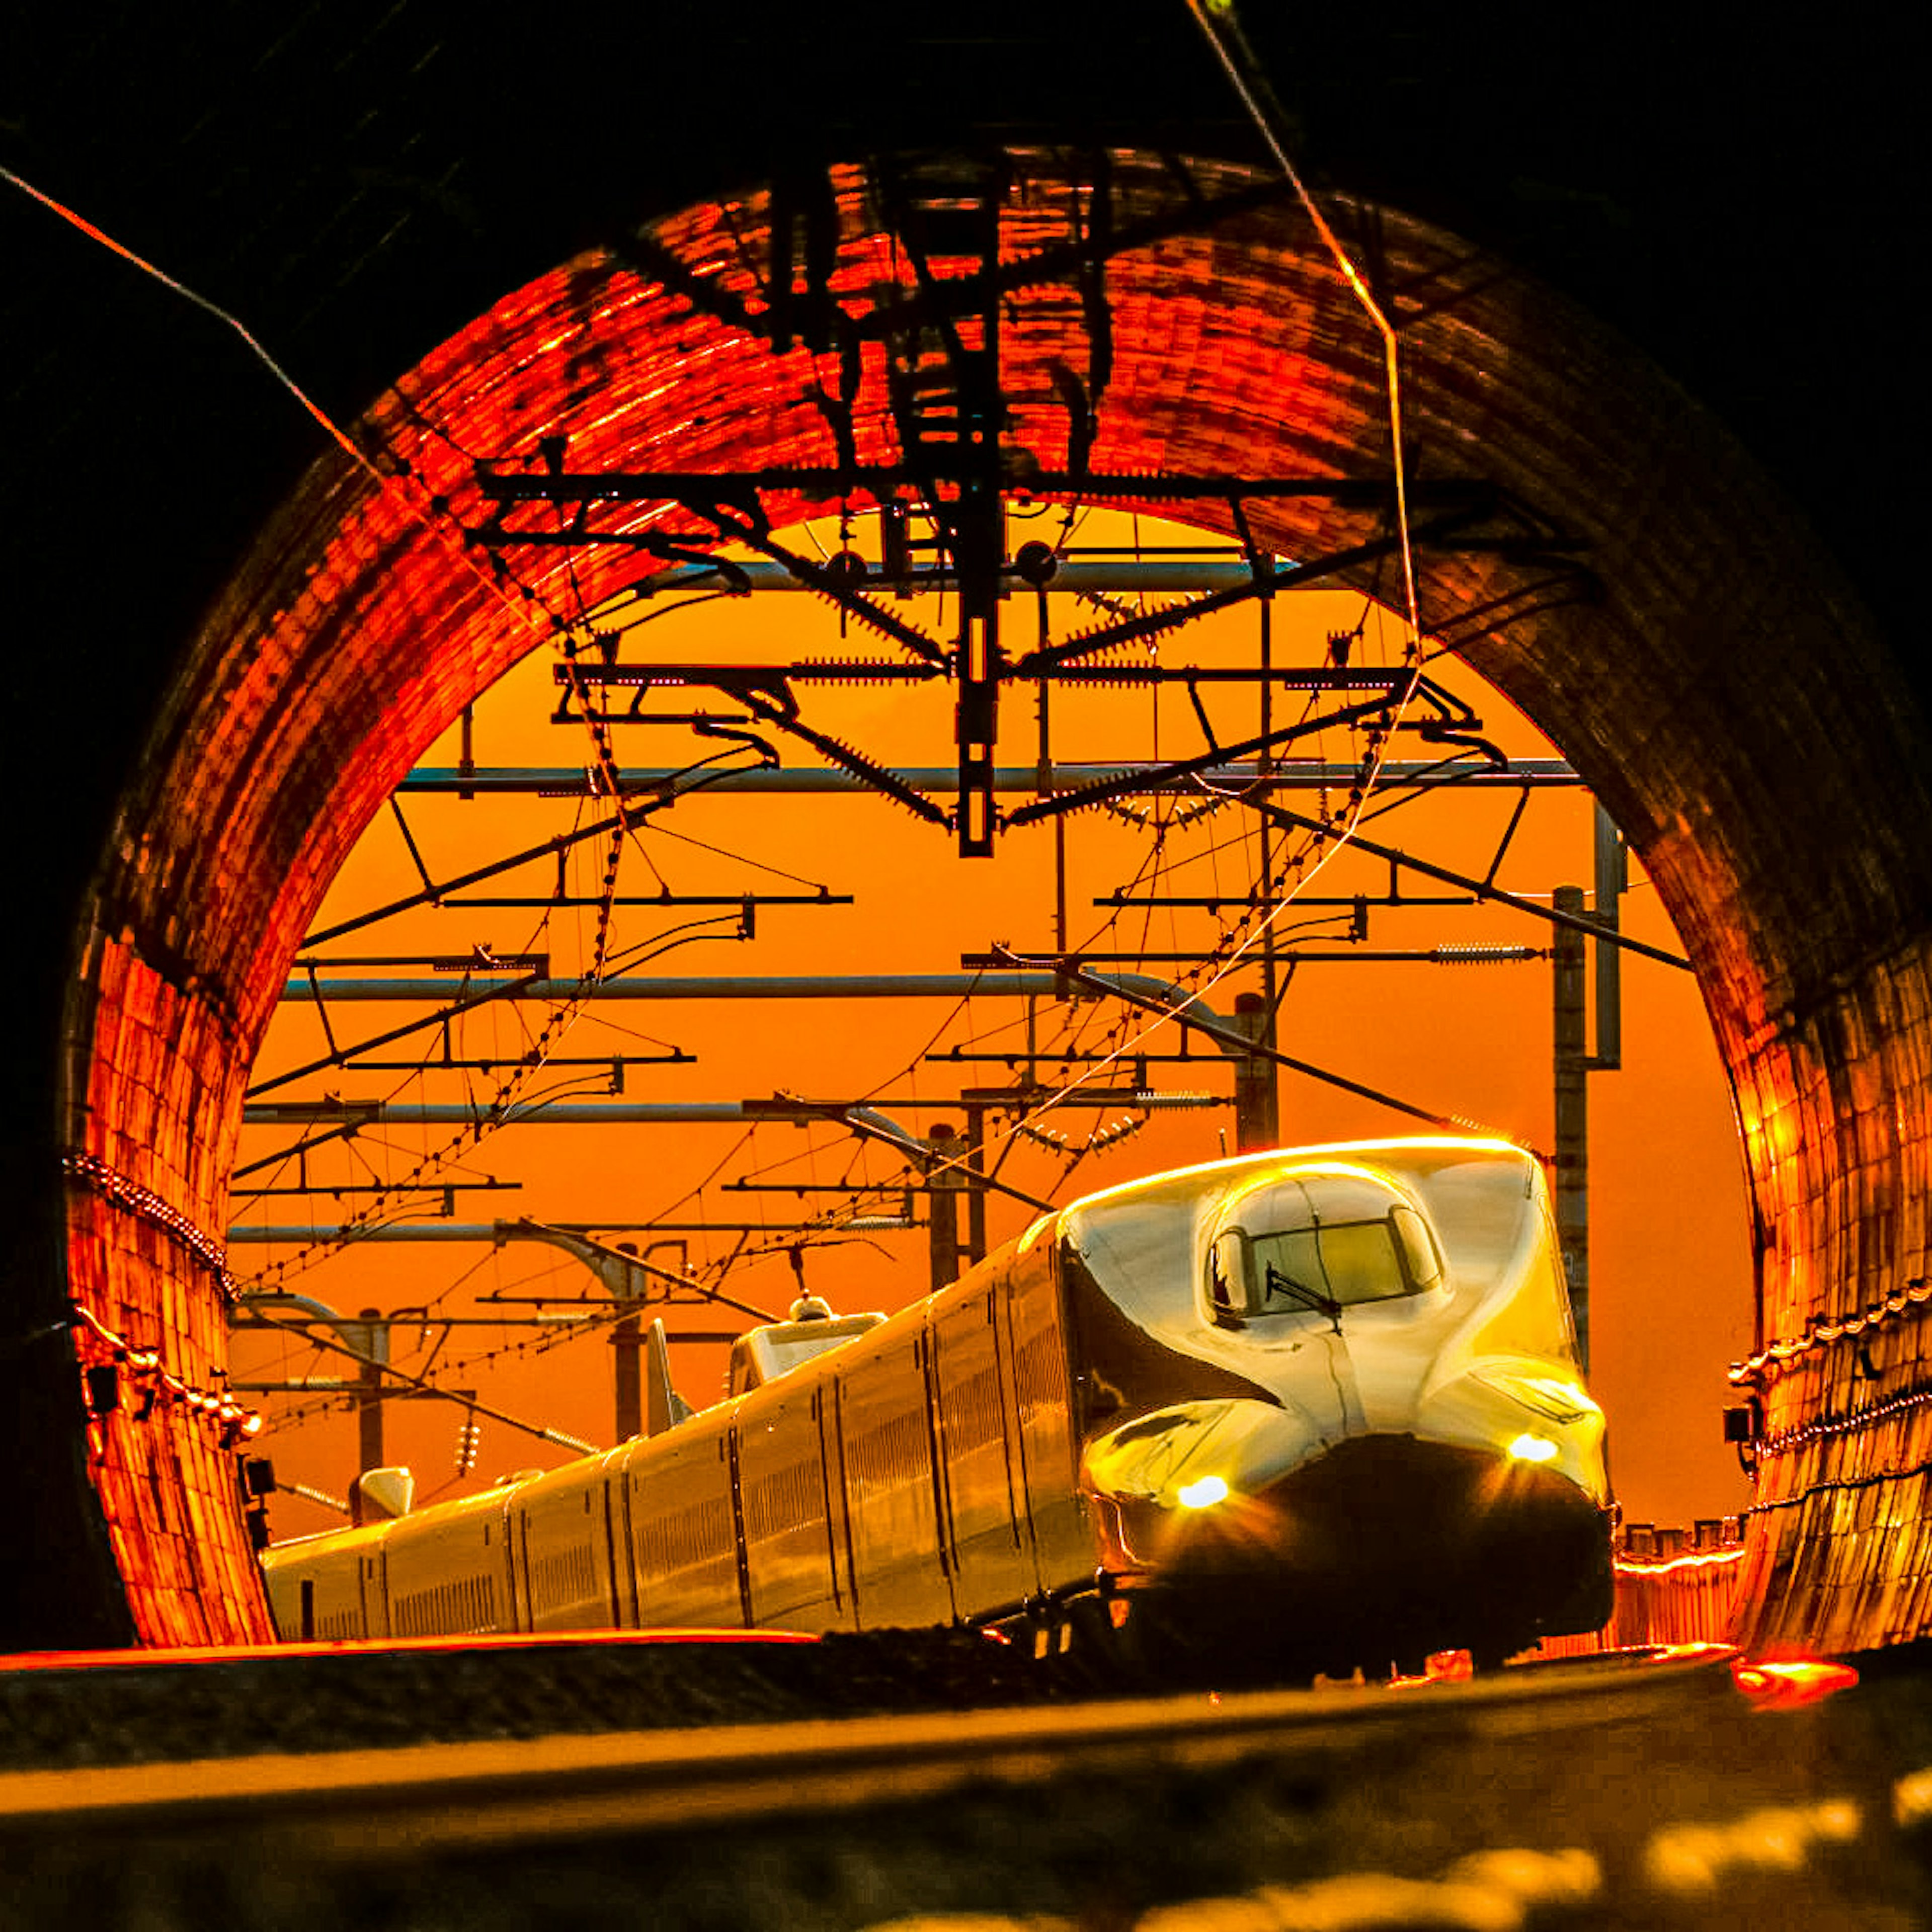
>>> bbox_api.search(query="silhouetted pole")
[1256,594,1282,1147]
[963,1105,988,1264]
[927,1124,967,1293]
[1553,886,1589,1370]
[1231,991,1280,1151]
[357,1307,385,1473]
[612,1242,643,1443]
[1592,802,1625,1072]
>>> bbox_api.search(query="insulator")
[1043,594,1199,668]
[809,730,946,823]
[794,659,935,685]
[798,572,943,661]
[1054,656,1164,686]
[1429,945,1540,964]
[1073,587,1139,624]
[455,1413,482,1478]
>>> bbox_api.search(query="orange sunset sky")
[230,508,1755,1539]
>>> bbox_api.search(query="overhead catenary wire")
[882,23,1490,1183]
[24,153,1549,1447]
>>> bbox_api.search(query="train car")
[261,1137,1613,1676]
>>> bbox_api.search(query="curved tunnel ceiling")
[59,148,1932,1650]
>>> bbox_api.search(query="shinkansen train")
[261,1138,1613,1677]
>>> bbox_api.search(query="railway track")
[0,1647,1729,1852]
[4,1641,1928,1927]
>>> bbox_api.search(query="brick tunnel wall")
[54,151,1932,1650]
[59,942,263,1643]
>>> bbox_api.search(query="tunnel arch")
[59,149,1932,1650]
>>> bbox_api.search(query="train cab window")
[1208,1231,1245,1323]
[1206,1178,1444,1325]
[1388,1204,1444,1292]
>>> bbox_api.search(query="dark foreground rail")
[4,1640,1932,1927]
[0,1627,1043,1774]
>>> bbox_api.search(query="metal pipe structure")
[234,1299,600,1455]
[277,969,1236,1024]
[226,1224,874,1245]
[1053,960,1466,1141]
[1227,993,1278,1152]
[269,972,1441,1150]
[613,557,1280,595]
[356,1309,384,1474]
[229,1224,604,1244]
[270,971,1275,1148]
[240,1094,1222,1128]
[397,759,1580,797]
[246,1101,786,1126]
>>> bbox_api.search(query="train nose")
[1079,1397,1325,1577]
[1085,1418,1613,1668]
[1257,1434,1610,1614]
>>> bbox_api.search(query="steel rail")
[0,1649,1739,1850]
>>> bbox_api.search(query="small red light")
[1731,1657,1860,1709]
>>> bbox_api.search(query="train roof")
[1051,1137,1550,1347]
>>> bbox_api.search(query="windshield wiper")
[1263,1261,1343,1331]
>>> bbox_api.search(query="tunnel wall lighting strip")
[1730,1278,1932,1384]
[68,1302,263,1443]
[1754,1381,1932,1460]
[62,1152,236,1301]
[1614,1547,1749,1577]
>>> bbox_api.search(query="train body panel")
[621,1411,743,1627]
[999,1228,1092,1595]
[261,1137,1613,1671]
[737,1377,849,1632]
[829,1308,956,1630]
[262,1520,391,1641]
[927,1280,1032,1617]
[1064,1139,1608,1662]
[384,1486,517,1637]
[509,1451,628,1632]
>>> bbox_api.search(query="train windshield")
[1206,1176,1443,1325]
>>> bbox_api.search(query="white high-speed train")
[262,1138,1612,1677]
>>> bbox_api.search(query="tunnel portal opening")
[227,497,1749,1558]
[57,149,1932,1652]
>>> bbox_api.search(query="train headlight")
[1176,1474,1230,1509]
[1507,1432,1560,1464]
